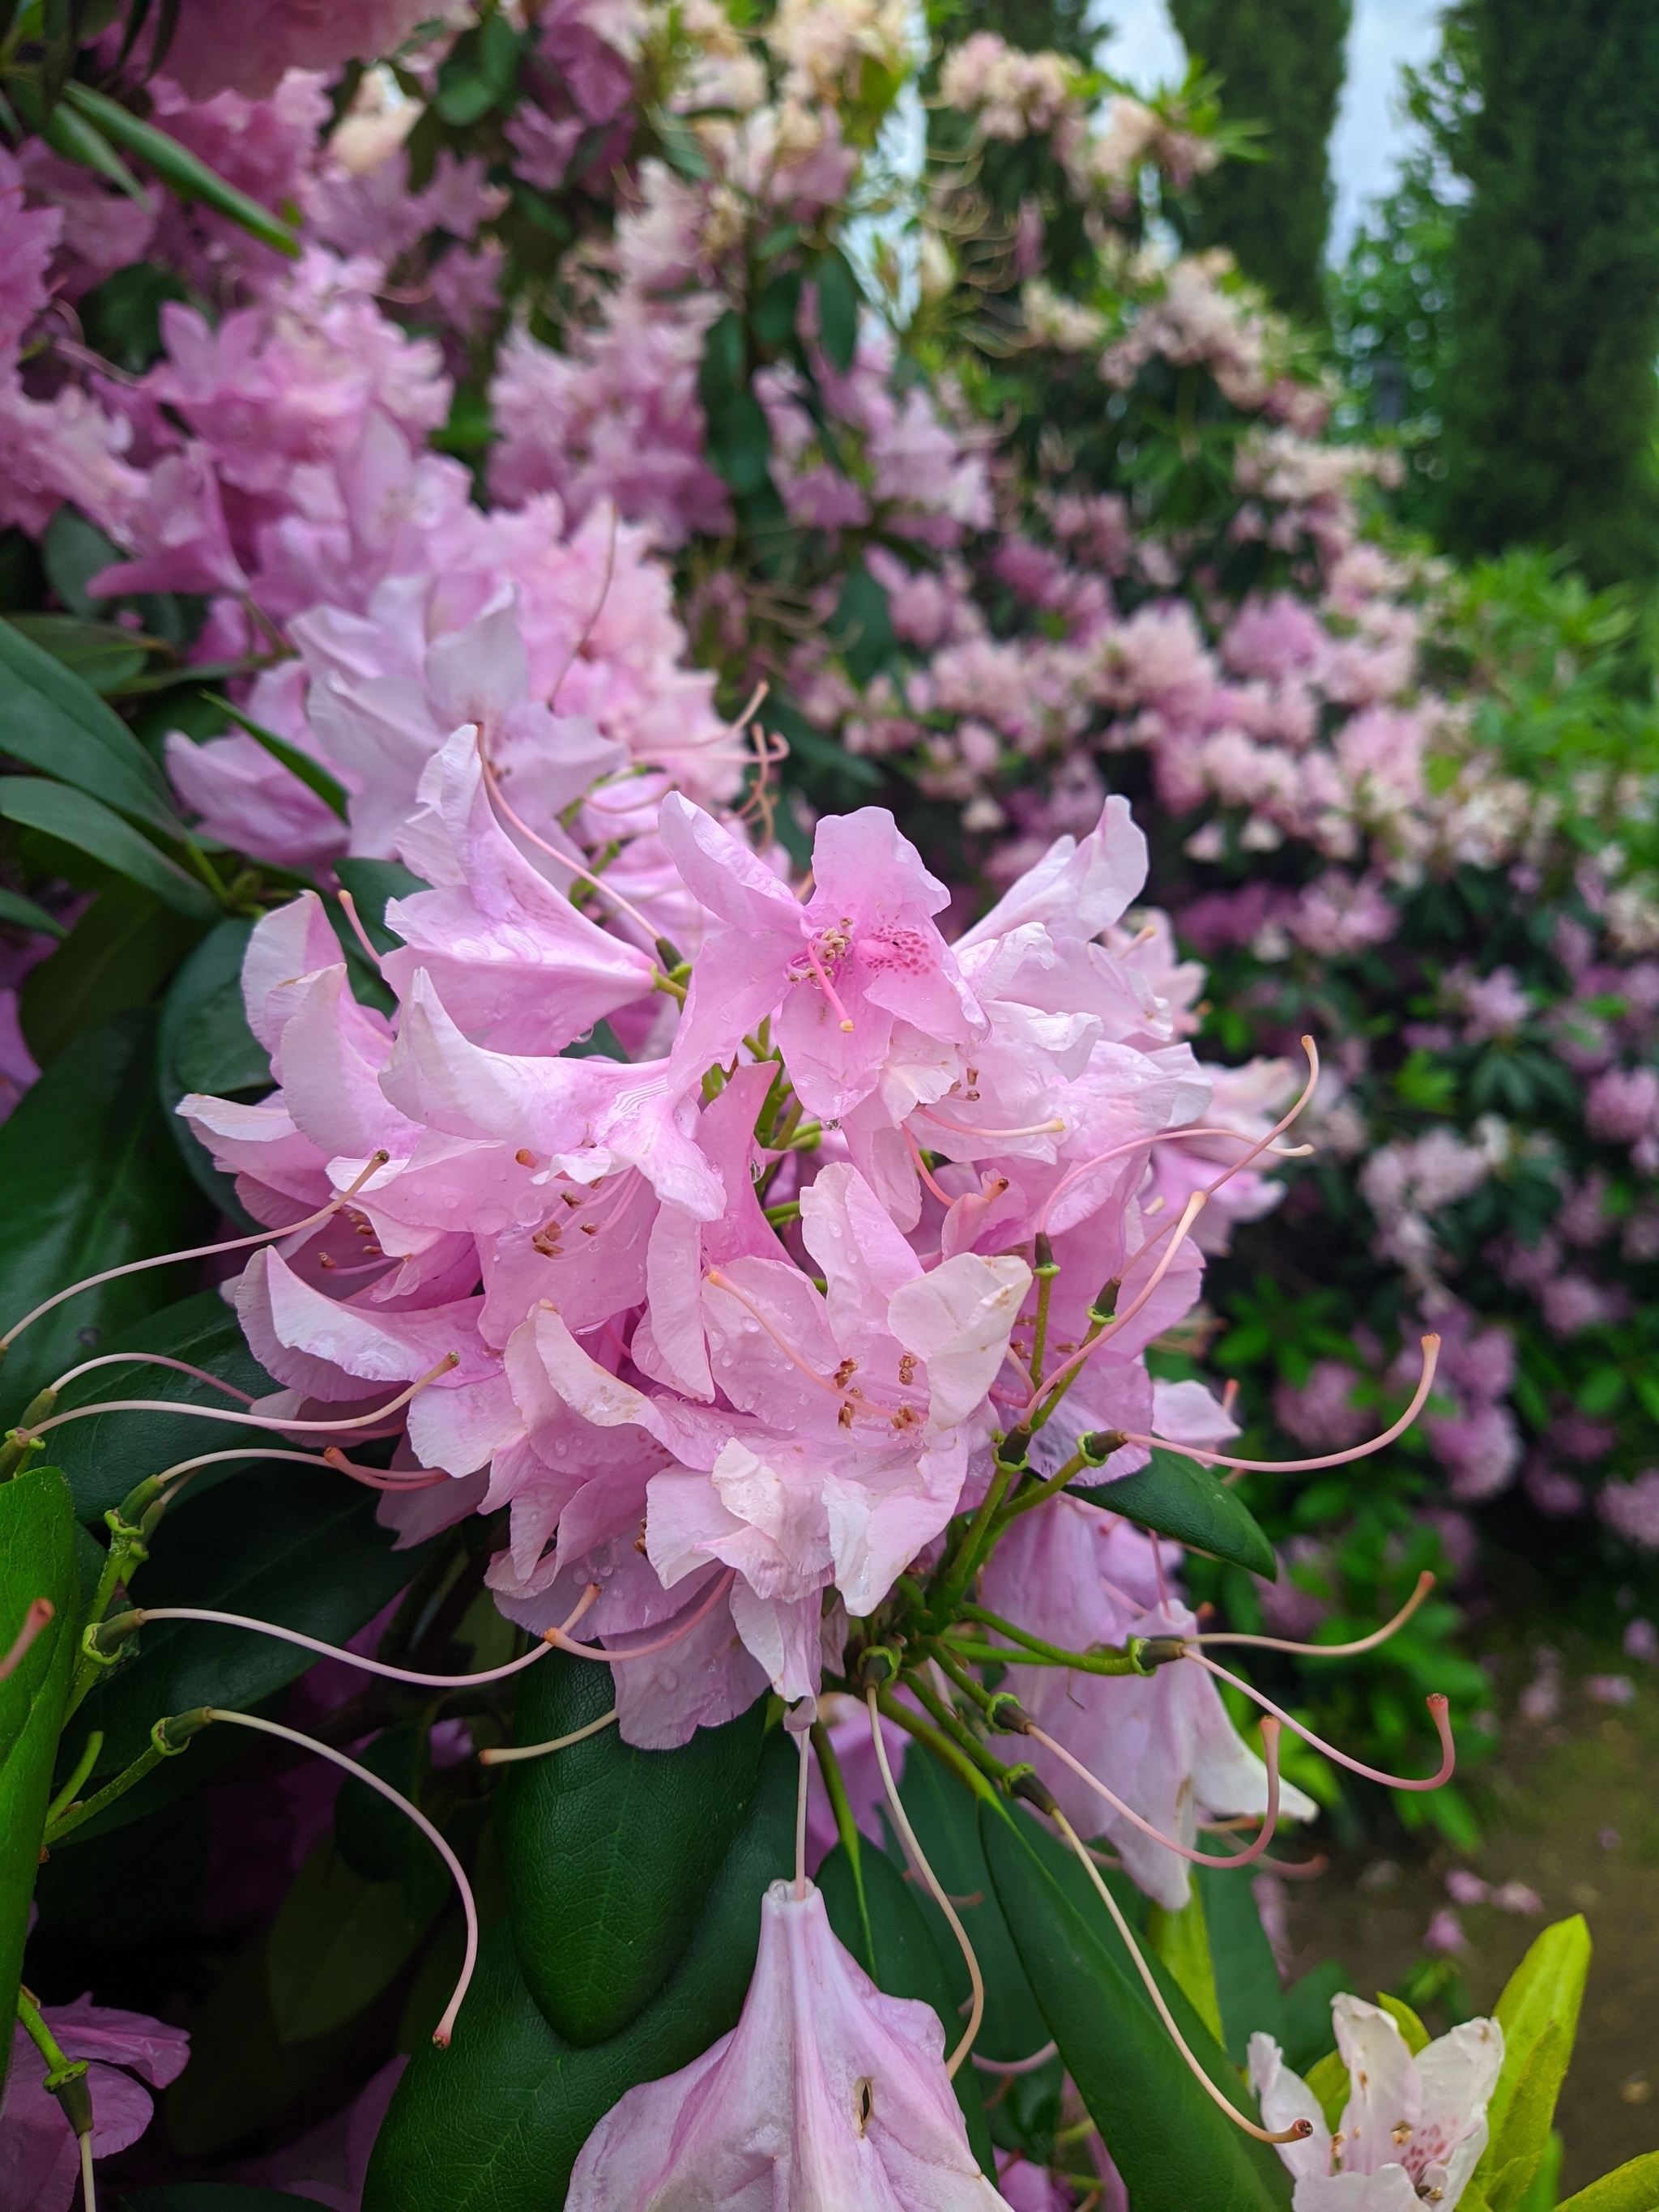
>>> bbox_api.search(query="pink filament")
[476,732,661,948]
[550,1568,736,1661]
[803,939,855,1031]
[919,1110,1067,1143]
[0,1599,54,1681]
[20,1354,460,1443]
[1188,1571,1435,1657]
[206,1708,478,2046]
[48,1353,258,1402]
[971,2040,1058,2075]
[151,1445,446,1497]
[0,1150,393,1354]
[1187,1652,1456,1792]
[335,887,386,971]
[1027,1188,1207,1412]
[1124,1336,1440,1475]
[1026,1716,1285,1871]
[1035,1127,1314,1240]
[129,1585,600,1690]
[902,1123,956,1209]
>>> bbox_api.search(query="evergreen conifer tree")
[1169,0,1351,326]
[1438,0,1659,584]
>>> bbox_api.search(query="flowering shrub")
[0,2,1655,2205]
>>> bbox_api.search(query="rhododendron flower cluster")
[180,774,1299,1764]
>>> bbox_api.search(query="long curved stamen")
[1028,1189,1207,1413]
[919,1111,1068,1143]
[335,887,386,971]
[148,1446,446,1499]
[0,1151,392,1357]
[1187,1653,1456,1791]
[548,503,620,709]
[803,940,855,1032]
[80,2131,97,2212]
[1188,1571,1435,1656]
[113,1586,600,1689]
[1026,1717,1285,1872]
[1050,1809,1313,2146]
[704,1269,839,1396]
[550,1568,736,1660]
[1124,1336,1441,1475]
[971,2039,1058,2075]
[1035,1121,1318,1242]
[48,1353,257,1401]
[867,1688,984,2078]
[476,731,662,947]
[478,1706,619,1767]
[902,1123,956,1209]
[0,1599,54,1681]
[19,1354,460,1445]
[205,1709,478,2045]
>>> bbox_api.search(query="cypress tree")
[1168,0,1351,326]
[1437,0,1659,585]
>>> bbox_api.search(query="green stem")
[41,1731,102,1835]
[1029,1239,1058,1386]
[929,1455,1020,1624]
[44,1709,211,1845]
[17,1987,92,2139]
[810,1718,862,1865]
[956,1604,1145,1676]
[874,1690,1000,1806]
[988,1447,1090,1536]
[16,1987,75,2079]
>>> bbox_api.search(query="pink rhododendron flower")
[0,1999,189,2212]
[565,1878,1012,2209]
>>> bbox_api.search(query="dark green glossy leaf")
[19,881,205,1069]
[45,1289,275,1525]
[201,693,349,820]
[0,614,180,832]
[336,1720,428,1882]
[156,920,266,1217]
[815,248,860,372]
[0,1012,211,1430]
[67,1465,429,1832]
[366,1732,796,2212]
[335,858,428,952]
[42,509,122,617]
[981,1798,1291,2212]
[832,562,896,685]
[433,14,521,123]
[0,1467,79,2073]
[505,1652,767,2042]
[1073,1447,1277,1579]
[817,1838,995,2174]
[0,778,215,918]
[0,889,64,938]
[6,614,147,693]
[78,262,190,374]
[61,84,300,255]
[1197,1862,1286,2065]
[706,390,773,496]
[267,1837,446,2044]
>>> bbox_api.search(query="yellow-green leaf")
[1147,1887,1225,2048]
[1376,1991,1431,2054]
[1555,2150,1659,2212]
[1490,1916,1589,2144]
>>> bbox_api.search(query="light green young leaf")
[1147,1887,1225,2048]
[1484,2020,1566,2212]
[1303,2048,1347,2134]
[1376,1991,1431,2055]
[1489,1916,1590,2144]
[0,779,217,918]
[1555,2150,1659,2212]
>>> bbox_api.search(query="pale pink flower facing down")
[1444,1869,1487,1907]
[566,1878,1012,2209]
[1250,1996,1503,2212]
[1,1997,189,2212]
[1423,1907,1469,1956]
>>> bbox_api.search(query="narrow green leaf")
[504,1652,767,2043]
[1074,1447,1277,1579]
[0,1467,79,2086]
[1280,1959,1350,2072]
[0,1012,211,1430]
[1303,2048,1348,2133]
[0,614,180,832]
[201,693,349,820]
[1196,1864,1285,2065]
[367,1732,798,2212]
[61,83,301,255]
[0,778,216,918]
[0,889,65,938]
[1488,1916,1590,2146]
[981,1798,1291,2212]
[1555,2151,1659,2212]
[7,76,152,205]
[1485,2020,1567,2212]
[335,858,427,949]
[19,880,205,1070]
[1148,1887,1225,2047]
[831,561,896,685]
[5,613,147,694]
[267,1839,445,2044]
